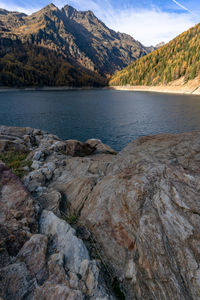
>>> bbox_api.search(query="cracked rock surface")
[1,126,200,299]
[0,126,115,300]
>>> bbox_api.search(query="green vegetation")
[0,151,32,178]
[110,23,200,86]
[0,39,107,87]
[62,210,78,225]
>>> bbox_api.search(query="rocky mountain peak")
[63,5,96,21]
[0,3,155,87]
[62,4,77,17]
[33,2,59,17]
[84,10,96,18]
[44,3,57,10]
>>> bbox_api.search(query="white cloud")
[65,0,197,45]
[0,1,41,14]
[0,0,197,46]
[104,8,196,46]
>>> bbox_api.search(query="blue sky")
[0,0,199,45]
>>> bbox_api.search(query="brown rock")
[37,190,62,216]
[86,139,117,155]
[32,252,81,300]
[66,140,96,157]
[33,284,83,300]
[108,131,200,174]
[0,164,37,261]
[57,177,97,214]
[79,132,200,299]
[17,234,48,284]
[0,164,38,298]
[0,262,35,300]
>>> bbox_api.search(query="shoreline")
[1,85,200,95]
[109,85,200,95]
[0,86,108,92]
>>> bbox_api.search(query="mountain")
[0,4,153,87]
[109,23,200,87]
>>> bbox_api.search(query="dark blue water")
[1,89,200,151]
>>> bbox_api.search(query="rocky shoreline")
[111,85,200,95]
[1,126,200,299]
[1,85,200,95]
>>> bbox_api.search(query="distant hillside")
[0,4,153,87]
[0,38,107,87]
[110,23,200,86]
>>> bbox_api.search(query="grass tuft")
[62,210,78,225]
[0,151,32,178]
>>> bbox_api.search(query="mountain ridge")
[0,3,154,87]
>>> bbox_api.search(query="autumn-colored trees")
[110,23,200,86]
[0,39,107,87]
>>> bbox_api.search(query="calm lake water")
[1,89,200,151]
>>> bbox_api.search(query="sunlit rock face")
[80,132,200,299]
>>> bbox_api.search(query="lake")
[1,89,200,151]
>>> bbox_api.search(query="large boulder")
[78,132,200,299]
[65,140,96,157]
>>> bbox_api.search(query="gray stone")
[69,272,79,289]
[31,161,43,170]
[33,150,45,161]
[40,210,90,273]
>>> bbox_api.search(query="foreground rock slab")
[2,126,200,299]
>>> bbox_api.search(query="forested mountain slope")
[0,4,153,87]
[110,23,200,86]
[0,38,107,87]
